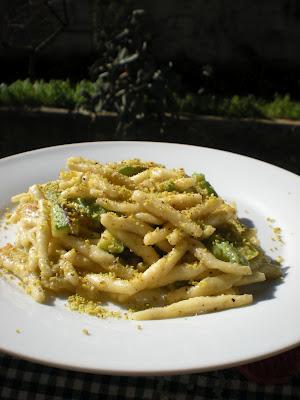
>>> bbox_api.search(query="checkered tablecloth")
[0,352,299,400]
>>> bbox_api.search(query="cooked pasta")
[0,157,282,320]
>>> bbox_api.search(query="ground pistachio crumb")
[137,324,142,331]
[272,226,284,243]
[276,256,284,265]
[16,329,21,334]
[267,217,275,223]
[82,328,90,336]
[67,294,121,319]
[124,313,129,320]
[5,212,12,220]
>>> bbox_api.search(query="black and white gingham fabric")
[0,352,299,400]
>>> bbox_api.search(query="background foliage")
[1,79,300,121]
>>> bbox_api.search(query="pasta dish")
[0,157,281,320]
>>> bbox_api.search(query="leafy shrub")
[262,94,300,119]
[0,80,93,109]
[82,7,178,133]
[177,94,264,118]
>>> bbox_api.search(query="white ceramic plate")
[0,141,299,376]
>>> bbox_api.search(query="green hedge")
[0,80,94,109]
[1,79,300,120]
[177,93,300,120]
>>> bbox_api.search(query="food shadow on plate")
[237,217,287,304]
[239,218,255,229]
[43,293,62,306]
[239,271,287,305]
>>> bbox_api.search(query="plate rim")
[0,140,298,180]
[1,339,299,376]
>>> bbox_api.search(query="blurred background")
[0,0,299,173]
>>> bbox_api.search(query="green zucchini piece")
[206,234,248,265]
[71,198,106,222]
[44,188,71,237]
[211,240,241,264]
[163,180,177,192]
[51,203,70,237]
[118,165,146,177]
[97,230,124,254]
[193,173,218,197]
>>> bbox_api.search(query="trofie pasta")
[0,157,282,320]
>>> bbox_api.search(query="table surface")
[1,351,299,400]
[0,129,299,399]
